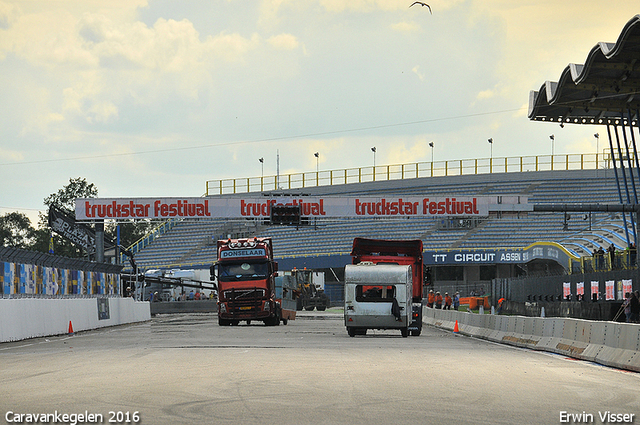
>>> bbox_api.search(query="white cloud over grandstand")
[0,0,637,224]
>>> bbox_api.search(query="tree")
[29,227,55,254]
[39,177,99,258]
[106,219,155,250]
[21,177,153,258]
[43,177,98,215]
[0,212,35,248]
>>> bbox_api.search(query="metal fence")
[492,268,639,304]
[205,152,610,195]
[1,246,123,297]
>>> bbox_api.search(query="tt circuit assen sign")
[424,243,574,270]
[75,196,503,220]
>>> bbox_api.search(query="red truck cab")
[214,237,281,326]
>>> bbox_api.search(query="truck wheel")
[304,306,315,311]
[282,318,288,325]
[264,316,278,326]
[218,318,231,326]
[347,327,356,337]
[410,329,421,337]
[401,328,408,338]
[316,306,326,311]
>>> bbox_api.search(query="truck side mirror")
[210,264,217,281]
[273,261,278,272]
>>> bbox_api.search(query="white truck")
[344,263,412,338]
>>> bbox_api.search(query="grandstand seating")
[130,168,636,271]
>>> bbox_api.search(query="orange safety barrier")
[466,297,490,310]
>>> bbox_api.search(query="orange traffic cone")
[453,320,459,333]
[68,321,74,335]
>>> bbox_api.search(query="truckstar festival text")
[76,196,492,220]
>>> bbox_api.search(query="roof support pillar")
[607,124,631,245]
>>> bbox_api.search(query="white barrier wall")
[0,297,151,343]
[423,307,640,372]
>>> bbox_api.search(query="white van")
[344,263,412,337]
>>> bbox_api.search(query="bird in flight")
[409,2,432,13]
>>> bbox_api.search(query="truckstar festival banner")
[75,196,498,220]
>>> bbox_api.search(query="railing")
[205,152,613,196]
[121,219,179,264]
[579,251,637,274]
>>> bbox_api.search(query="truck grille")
[223,288,266,314]
[223,288,265,300]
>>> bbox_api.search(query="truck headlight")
[219,303,227,313]
[263,302,270,311]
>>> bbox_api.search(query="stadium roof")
[528,14,640,126]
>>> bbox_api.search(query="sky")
[0,0,638,225]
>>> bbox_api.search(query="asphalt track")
[1,310,639,425]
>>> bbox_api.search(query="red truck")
[350,237,425,336]
[213,237,287,326]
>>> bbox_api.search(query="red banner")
[75,196,500,220]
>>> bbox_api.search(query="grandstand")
[116,15,640,308]
[129,165,633,278]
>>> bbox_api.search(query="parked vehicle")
[349,238,425,336]
[286,269,330,311]
[212,237,282,326]
[344,263,412,337]
[274,274,297,325]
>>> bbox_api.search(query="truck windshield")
[219,262,269,281]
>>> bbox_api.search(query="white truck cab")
[344,263,412,337]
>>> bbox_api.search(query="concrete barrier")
[423,306,640,372]
[581,321,607,362]
[553,318,589,358]
[0,297,150,342]
[150,300,217,315]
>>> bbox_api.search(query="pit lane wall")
[423,307,640,372]
[0,297,151,343]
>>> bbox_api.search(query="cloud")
[267,33,299,50]
[1,0,637,215]
[2,6,259,74]
[513,102,529,118]
[87,101,118,124]
[0,0,20,30]
[477,88,496,100]
[466,1,637,105]
[566,135,598,157]
[0,4,270,134]
[412,65,424,81]
[208,31,261,63]
[387,139,431,165]
[391,21,420,33]
[0,146,24,162]
[318,0,402,13]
